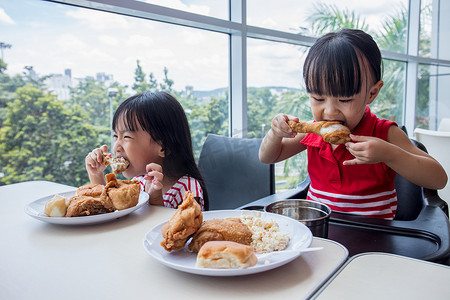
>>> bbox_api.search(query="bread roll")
[196,241,257,269]
[44,194,69,217]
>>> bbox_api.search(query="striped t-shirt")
[134,175,204,210]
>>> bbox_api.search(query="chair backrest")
[438,118,450,132]
[198,134,275,210]
[414,128,450,209]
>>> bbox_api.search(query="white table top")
[314,252,450,299]
[0,181,348,300]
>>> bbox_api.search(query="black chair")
[240,138,450,264]
[198,134,275,210]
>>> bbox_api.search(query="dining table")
[1,180,349,300]
[313,252,450,299]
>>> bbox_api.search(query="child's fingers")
[151,180,163,191]
[348,134,369,142]
[144,170,163,181]
[343,158,361,165]
[100,144,108,153]
[146,163,162,173]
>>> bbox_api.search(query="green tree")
[132,59,151,93]
[159,66,174,92]
[306,3,368,35]
[69,78,128,146]
[0,59,26,126]
[247,87,277,138]
[0,85,100,186]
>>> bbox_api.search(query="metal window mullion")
[405,0,421,135]
[229,0,247,138]
[428,0,440,129]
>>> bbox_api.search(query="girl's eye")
[113,134,118,139]
[312,97,324,102]
[124,136,132,139]
[339,99,352,103]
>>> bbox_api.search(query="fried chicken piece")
[288,120,351,144]
[76,183,104,197]
[101,173,140,210]
[103,155,130,174]
[188,218,253,253]
[160,191,203,252]
[65,195,115,217]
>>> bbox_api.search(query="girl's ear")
[158,146,166,158]
[367,80,383,104]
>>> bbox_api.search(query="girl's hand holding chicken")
[85,144,109,185]
[270,113,299,139]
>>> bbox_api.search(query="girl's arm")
[259,114,307,164]
[344,126,447,190]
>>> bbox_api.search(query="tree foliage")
[0,85,100,186]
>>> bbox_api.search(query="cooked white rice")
[240,214,290,253]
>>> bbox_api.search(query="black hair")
[112,91,209,210]
[303,28,383,97]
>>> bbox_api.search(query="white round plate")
[143,210,312,276]
[24,190,149,225]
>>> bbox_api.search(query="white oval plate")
[25,190,149,225]
[143,210,312,276]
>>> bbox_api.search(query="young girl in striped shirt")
[85,91,208,210]
[259,29,446,219]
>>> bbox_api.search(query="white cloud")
[98,35,119,47]
[181,30,206,45]
[126,34,155,48]
[0,8,15,25]
[56,34,88,52]
[66,8,130,30]
[145,0,210,15]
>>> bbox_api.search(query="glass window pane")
[416,64,432,129]
[247,0,408,53]
[247,38,310,192]
[134,0,228,20]
[438,1,450,60]
[415,64,450,130]
[436,66,450,129]
[419,0,432,58]
[414,64,450,130]
[373,59,405,124]
[0,0,228,185]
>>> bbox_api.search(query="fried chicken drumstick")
[288,120,351,145]
[160,191,203,252]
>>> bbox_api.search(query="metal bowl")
[264,199,331,238]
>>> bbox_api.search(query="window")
[1,0,450,190]
[0,0,228,186]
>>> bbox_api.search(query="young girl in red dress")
[85,91,208,210]
[259,29,446,219]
